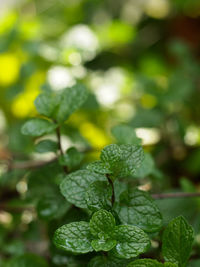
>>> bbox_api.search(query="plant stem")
[152,192,200,199]
[106,174,115,206]
[55,126,68,174]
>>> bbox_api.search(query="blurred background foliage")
[1,0,200,266]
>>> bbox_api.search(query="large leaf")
[89,209,115,238]
[116,189,162,232]
[53,221,93,253]
[127,259,177,267]
[162,216,194,266]
[112,225,150,259]
[86,181,112,211]
[111,125,141,145]
[60,170,106,208]
[56,83,88,122]
[21,118,57,136]
[100,144,144,178]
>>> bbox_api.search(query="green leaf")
[88,255,130,267]
[116,189,162,233]
[60,170,106,208]
[37,194,70,220]
[100,144,144,178]
[59,147,84,169]
[56,83,88,122]
[6,254,48,267]
[127,259,177,267]
[53,221,93,254]
[162,216,194,267]
[35,139,58,153]
[21,118,57,136]
[112,225,150,259]
[89,209,115,238]
[133,153,155,178]
[86,181,112,211]
[91,239,117,252]
[111,125,141,145]
[34,92,60,118]
[87,161,112,174]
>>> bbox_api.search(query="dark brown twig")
[106,174,115,206]
[152,192,200,199]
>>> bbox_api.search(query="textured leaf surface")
[111,125,141,145]
[91,239,117,252]
[53,221,93,253]
[127,259,177,267]
[86,181,112,211]
[59,147,84,169]
[60,170,106,208]
[116,189,162,232]
[56,83,88,122]
[21,118,57,136]
[133,153,154,178]
[87,161,112,174]
[35,139,58,153]
[162,216,194,266]
[100,144,144,178]
[34,92,60,118]
[90,209,115,238]
[112,225,150,259]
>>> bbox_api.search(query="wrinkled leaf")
[127,259,177,266]
[53,221,93,253]
[91,239,117,252]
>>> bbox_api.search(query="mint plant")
[3,84,196,266]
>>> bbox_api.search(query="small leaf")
[127,259,177,267]
[100,144,144,178]
[56,83,88,122]
[35,139,58,153]
[111,125,141,145]
[86,181,112,211]
[59,147,84,169]
[133,153,155,178]
[112,225,150,259]
[91,239,117,252]
[21,119,57,136]
[162,216,194,266]
[115,188,162,233]
[90,209,115,238]
[60,170,106,208]
[34,92,60,118]
[53,221,93,254]
[87,161,112,174]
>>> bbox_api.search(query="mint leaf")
[21,118,57,136]
[34,92,60,118]
[89,209,115,238]
[111,125,141,145]
[112,225,150,259]
[86,181,112,211]
[133,153,155,178]
[60,170,106,208]
[88,255,130,267]
[35,139,58,153]
[91,239,117,252]
[162,216,194,266]
[127,259,177,266]
[59,147,84,169]
[87,161,112,174]
[53,221,93,254]
[56,83,88,122]
[100,144,144,178]
[116,189,162,233]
